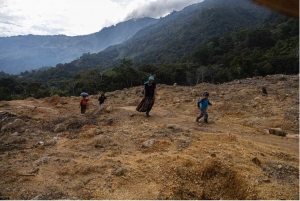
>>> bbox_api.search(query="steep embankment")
[0,74,298,199]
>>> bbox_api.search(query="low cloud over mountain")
[126,0,202,19]
[0,0,202,37]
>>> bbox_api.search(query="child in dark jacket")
[98,93,106,106]
[196,92,212,123]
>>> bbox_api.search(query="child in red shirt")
[79,96,89,114]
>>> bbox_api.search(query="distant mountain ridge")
[0,17,158,74]
[69,0,275,69]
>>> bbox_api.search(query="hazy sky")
[0,0,202,37]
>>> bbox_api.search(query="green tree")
[0,87,12,101]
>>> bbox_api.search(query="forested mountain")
[0,17,158,74]
[25,0,284,77]
[116,0,273,64]
[0,0,298,100]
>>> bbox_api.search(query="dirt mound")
[49,94,61,105]
[156,158,255,200]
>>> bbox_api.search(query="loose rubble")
[0,74,298,199]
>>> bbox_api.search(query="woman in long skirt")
[136,76,156,117]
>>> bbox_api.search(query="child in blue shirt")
[196,92,212,123]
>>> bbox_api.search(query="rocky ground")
[0,74,299,200]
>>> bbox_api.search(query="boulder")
[269,128,286,137]
[142,139,155,148]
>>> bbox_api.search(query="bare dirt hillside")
[0,74,299,200]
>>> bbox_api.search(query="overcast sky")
[0,0,202,37]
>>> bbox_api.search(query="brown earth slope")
[0,74,299,200]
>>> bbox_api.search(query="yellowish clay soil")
[0,74,298,200]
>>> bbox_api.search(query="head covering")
[144,76,154,84]
[203,92,209,96]
[81,92,89,97]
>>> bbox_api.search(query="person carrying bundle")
[80,92,89,114]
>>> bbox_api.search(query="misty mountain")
[51,0,279,73]
[0,17,158,74]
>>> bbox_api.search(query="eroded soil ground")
[0,74,299,199]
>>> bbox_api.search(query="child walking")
[79,96,89,114]
[98,93,106,106]
[196,92,212,123]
